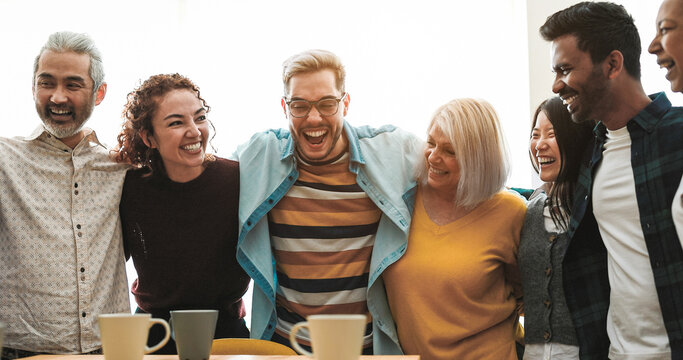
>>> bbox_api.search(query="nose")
[648,35,661,55]
[427,147,443,164]
[50,86,68,104]
[535,137,548,152]
[552,76,565,94]
[186,122,201,138]
[306,105,324,124]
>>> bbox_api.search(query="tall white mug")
[98,314,170,360]
[290,314,366,360]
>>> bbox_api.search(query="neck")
[600,79,651,130]
[421,185,473,226]
[59,130,86,149]
[166,165,205,183]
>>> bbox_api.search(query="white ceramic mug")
[170,310,218,360]
[98,313,170,360]
[289,314,366,360]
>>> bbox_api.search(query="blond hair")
[282,49,346,97]
[418,98,510,208]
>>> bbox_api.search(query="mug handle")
[289,321,313,357]
[145,318,171,354]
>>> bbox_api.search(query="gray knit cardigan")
[518,192,579,346]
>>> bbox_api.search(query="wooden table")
[20,356,419,360]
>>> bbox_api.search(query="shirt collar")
[25,125,105,149]
[631,92,671,133]
[593,92,671,139]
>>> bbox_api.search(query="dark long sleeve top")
[120,157,249,319]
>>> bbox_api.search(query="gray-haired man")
[0,32,130,359]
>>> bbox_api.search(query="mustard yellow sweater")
[384,189,526,360]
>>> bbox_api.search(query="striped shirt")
[268,152,380,348]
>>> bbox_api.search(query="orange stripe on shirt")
[269,209,383,227]
[274,247,373,266]
[277,261,371,279]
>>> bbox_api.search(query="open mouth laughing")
[429,166,447,175]
[537,156,556,167]
[657,58,676,80]
[303,129,327,145]
[48,106,74,120]
[561,94,578,113]
[181,141,202,152]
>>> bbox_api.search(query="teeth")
[304,130,327,137]
[537,157,555,165]
[562,95,577,106]
[659,59,674,69]
[429,167,446,175]
[182,142,201,151]
[50,108,71,114]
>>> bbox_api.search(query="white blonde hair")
[418,98,510,208]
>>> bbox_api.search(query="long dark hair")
[531,97,594,231]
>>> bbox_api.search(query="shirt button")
[81,275,86,281]
[74,183,78,188]
[78,232,83,237]
[544,331,551,341]
[74,190,79,195]
[584,195,588,201]
[80,267,85,273]
[77,224,81,229]
[545,267,552,276]
[82,312,87,317]
[548,235,556,243]
[544,299,551,308]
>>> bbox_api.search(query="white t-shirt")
[592,126,670,360]
[674,176,683,244]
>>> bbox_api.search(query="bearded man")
[0,31,130,360]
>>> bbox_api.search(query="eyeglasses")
[285,93,347,118]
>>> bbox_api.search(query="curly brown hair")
[114,73,214,176]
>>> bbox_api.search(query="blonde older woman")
[384,98,526,360]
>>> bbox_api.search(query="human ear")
[94,83,107,105]
[605,50,624,80]
[140,129,157,149]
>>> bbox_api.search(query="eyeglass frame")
[284,92,348,118]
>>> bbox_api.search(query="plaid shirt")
[563,92,683,360]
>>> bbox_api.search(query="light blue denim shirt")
[232,121,423,354]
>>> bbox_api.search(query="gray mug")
[170,310,218,360]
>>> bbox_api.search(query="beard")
[35,95,95,139]
[570,66,609,124]
[290,121,345,164]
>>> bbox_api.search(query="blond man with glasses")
[232,49,422,355]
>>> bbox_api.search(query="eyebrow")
[289,95,338,101]
[657,18,674,27]
[162,107,206,121]
[36,73,87,84]
[552,63,567,72]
